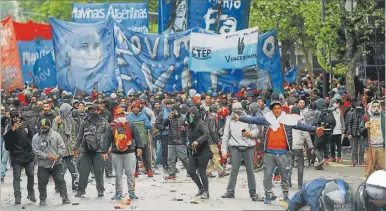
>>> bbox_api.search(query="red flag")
[1,16,24,91]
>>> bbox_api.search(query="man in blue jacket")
[127,100,153,177]
[233,100,323,204]
[288,178,354,211]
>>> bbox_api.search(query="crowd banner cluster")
[13,20,54,88]
[1,16,24,91]
[72,2,149,33]
[1,0,284,94]
[189,27,259,72]
[50,17,118,93]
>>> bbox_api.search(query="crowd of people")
[0,77,385,210]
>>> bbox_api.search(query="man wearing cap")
[32,118,71,205]
[96,99,114,178]
[37,101,57,130]
[104,108,144,200]
[127,100,153,177]
[233,100,324,204]
[3,109,36,204]
[74,104,112,197]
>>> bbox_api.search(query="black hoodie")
[187,106,210,154]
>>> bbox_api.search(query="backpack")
[319,109,336,130]
[113,123,133,152]
[83,123,99,152]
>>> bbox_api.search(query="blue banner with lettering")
[158,0,188,34]
[72,2,149,33]
[17,40,53,84]
[33,51,57,89]
[50,17,118,94]
[115,21,206,93]
[194,30,283,93]
[188,0,251,34]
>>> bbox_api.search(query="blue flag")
[50,17,118,93]
[33,51,57,89]
[285,65,298,84]
[17,40,53,84]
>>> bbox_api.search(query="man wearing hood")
[364,101,385,178]
[103,108,144,201]
[32,118,71,205]
[3,109,35,204]
[74,104,112,197]
[127,100,153,177]
[52,103,79,191]
[162,104,189,180]
[205,104,230,178]
[221,102,262,201]
[346,101,366,167]
[233,101,323,204]
[154,99,174,172]
[186,106,210,199]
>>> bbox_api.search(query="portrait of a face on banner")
[50,17,118,94]
[158,0,188,35]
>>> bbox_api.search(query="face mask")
[188,114,195,124]
[14,100,20,105]
[41,128,50,134]
[117,117,126,123]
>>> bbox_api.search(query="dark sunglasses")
[11,115,20,118]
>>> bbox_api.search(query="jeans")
[350,136,365,164]
[290,149,305,186]
[13,161,35,197]
[104,153,114,176]
[62,155,79,189]
[111,153,136,194]
[78,152,105,192]
[38,164,68,200]
[313,134,330,163]
[226,146,256,195]
[167,145,189,175]
[155,140,162,166]
[330,134,342,158]
[1,149,10,178]
[188,151,210,192]
[263,153,291,196]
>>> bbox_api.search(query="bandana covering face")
[263,111,300,131]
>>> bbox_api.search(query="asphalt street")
[0,159,366,211]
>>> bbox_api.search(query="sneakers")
[196,189,205,196]
[106,173,115,178]
[250,193,264,202]
[134,171,139,178]
[337,157,343,163]
[349,161,356,167]
[27,194,36,202]
[15,195,21,204]
[129,192,139,199]
[273,175,281,181]
[283,195,290,203]
[147,170,153,177]
[221,193,235,198]
[75,190,86,197]
[200,191,209,199]
[206,172,216,178]
[327,157,336,163]
[40,200,46,206]
[62,196,71,204]
[218,171,230,178]
[361,162,366,167]
[98,190,104,197]
[111,193,122,200]
[264,195,272,204]
[165,175,176,180]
